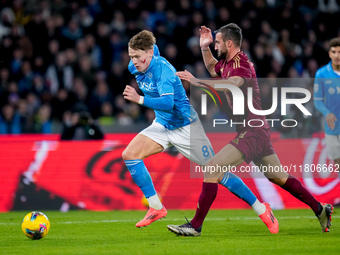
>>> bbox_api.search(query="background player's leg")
[334,158,340,207]
[325,134,340,180]
[335,158,340,179]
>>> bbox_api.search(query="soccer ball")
[21,211,50,240]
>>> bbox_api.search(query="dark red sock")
[281,175,319,214]
[190,182,218,229]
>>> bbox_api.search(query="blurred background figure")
[60,111,104,140]
[0,104,21,134]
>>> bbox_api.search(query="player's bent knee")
[122,148,138,161]
[121,149,129,160]
[203,178,219,183]
[268,177,287,186]
[203,170,223,183]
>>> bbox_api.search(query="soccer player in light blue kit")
[314,37,340,178]
[122,30,276,230]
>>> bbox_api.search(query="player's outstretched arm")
[123,85,174,111]
[313,77,334,127]
[176,70,244,92]
[200,26,218,78]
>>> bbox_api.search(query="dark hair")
[214,23,242,47]
[329,37,340,49]
[128,30,156,51]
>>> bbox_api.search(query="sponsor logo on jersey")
[139,81,155,90]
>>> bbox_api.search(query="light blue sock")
[219,172,257,206]
[124,159,156,198]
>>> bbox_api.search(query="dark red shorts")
[229,127,276,164]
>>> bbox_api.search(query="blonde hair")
[128,30,156,51]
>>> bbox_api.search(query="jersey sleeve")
[143,94,174,111]
[314,70,332,116]
[156,65,175,96]
[214,60,224,77]
[314,70,324,100]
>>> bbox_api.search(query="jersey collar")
[328,61,340,76]
[227,51,242,64]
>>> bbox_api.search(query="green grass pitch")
[1,209,339,255]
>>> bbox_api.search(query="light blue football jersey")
[314,61,340,135]
[128,45,197,130]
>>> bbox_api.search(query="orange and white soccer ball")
[21,211,50,240]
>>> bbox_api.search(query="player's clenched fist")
[123,85,140,104]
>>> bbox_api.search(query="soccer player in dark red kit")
[167,23,333,236]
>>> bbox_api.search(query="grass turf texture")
[1,209,338,255]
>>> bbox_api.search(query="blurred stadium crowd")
[0,0,339,137]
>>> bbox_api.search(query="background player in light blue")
[122,30,276,231]
[314,37,340,178]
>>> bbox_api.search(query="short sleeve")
[214,60,224,77]
[156,66,175,96]
[314,70,324,100]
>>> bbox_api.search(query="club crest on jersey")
[147,72,153,79]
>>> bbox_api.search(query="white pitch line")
[1,215,339,225]
[62,215,340,224]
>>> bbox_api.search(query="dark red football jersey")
[215,51,269,133]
